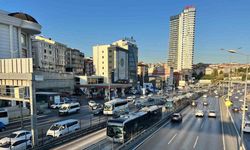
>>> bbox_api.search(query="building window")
[102,62,104,64]
[102,56,104,59]
[102,51,104,53]
[44,49,46,53]
[44,55,47,59]
[49,45,51,48]
[102,72,104,75]
[102,67,104,69]
[21,33,27,47]
[49,51,52,54]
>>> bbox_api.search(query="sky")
[1,0,250,64]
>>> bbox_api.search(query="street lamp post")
[222,49,249,150]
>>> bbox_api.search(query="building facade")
[0,10,41,59]
[65,48,85,74]
[83,57,94,76]
[137,62,149,85]
[93,44,128,83]
[113,37,138,85]
[32,36,67,73]
[167,6,196,71]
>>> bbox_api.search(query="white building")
[0,10,41,59]
[93,44,128,83]
[32,36,67,73]
[167,6,196,71]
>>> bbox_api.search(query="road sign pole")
[30,80,38,147]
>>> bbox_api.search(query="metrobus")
[103,99,128,115]
[107,105,162,143]
[165,98,174,109]
[0,109,9,125]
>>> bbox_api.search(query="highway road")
[138,96,225,150]
[226,90,250,150]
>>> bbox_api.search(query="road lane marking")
[193,136,199,149]
[168,133,177,145]
[132,106,191,150]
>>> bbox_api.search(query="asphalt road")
[226,90,250,150]
[138,96,224,150]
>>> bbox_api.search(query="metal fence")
[33,116,108,150]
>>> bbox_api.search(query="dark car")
[0,122,6,132]
[232,106,240,112]
[171,113,182,122]
[92,107,103,115]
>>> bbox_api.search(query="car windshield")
[104,104,112,111]
[107,125,123,138]
[8,133,17,138]
[210,111,215,113]
[50,124,61,131]
[245,123,250,127]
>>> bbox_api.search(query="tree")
[219,70,223,74]
[212,69,218,77]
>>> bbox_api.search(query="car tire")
[0,127,5,132]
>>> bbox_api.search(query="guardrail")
[33,118,108,150]
[116,102,189,150]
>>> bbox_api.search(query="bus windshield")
[104,104,113,111]
[107,125,123,138]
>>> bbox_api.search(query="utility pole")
[30,80,38,147]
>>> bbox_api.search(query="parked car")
[0,139,31,150]
[208,110,216,118]
[195,110,204,117]
[0,130,31,145]
[0,122,6,132]
[46,119,80,138]
[88,100,97,108]
[171,113,182,122]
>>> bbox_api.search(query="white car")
[0,139,32,150]
[239,99,244,102]
[208,110,216,118]
[203,94,207,98]
[195,110,204,117]
[50,102,65,109]
[235,96,239,99]
[0,130,31,145]
[88,100,96,107]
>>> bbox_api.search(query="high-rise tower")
[167,6,196,71]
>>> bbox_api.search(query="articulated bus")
[103,99,128,115]
[0,109,9,125]
[107,105,162,143]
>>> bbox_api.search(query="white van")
[46,119,80,138]
[59,102,80,116]
[243,120,250,133]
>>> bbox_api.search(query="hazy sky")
[1,0,250,64]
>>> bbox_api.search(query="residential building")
[93,44,128,83]
[0,10,41,59]
[65,48,85,74]
[83,57,94,76]
[113,37,138,85]
[167,6,196,71]
[32,36,67,72]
